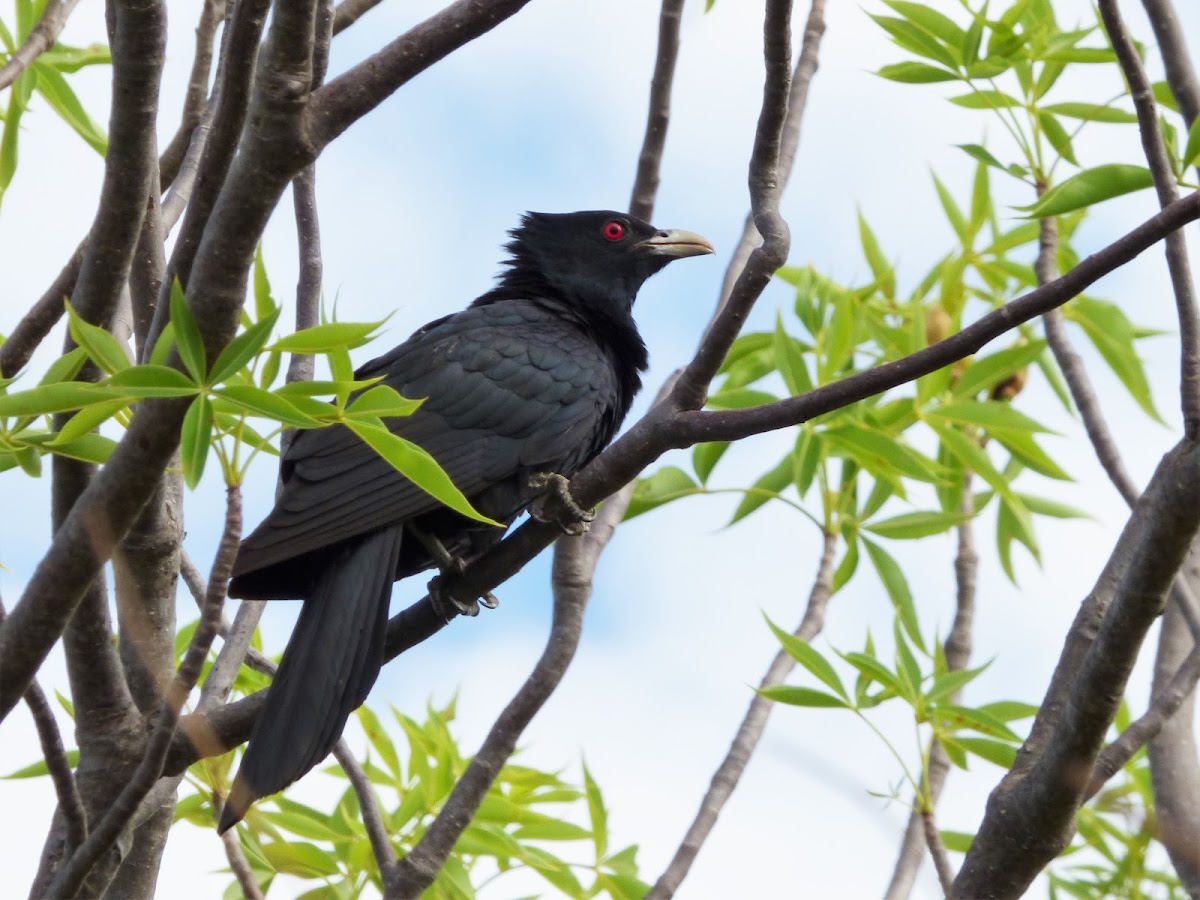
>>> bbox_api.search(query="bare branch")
[1140,0,1200,127]
[332,0,386,35]
[1098,0,1200,434]
[627,0,684,222]
[307,0,534,150]
[1086,626,1200,800]
[159,0,227,187]
[669,0,795,411]
[219,826,265,900]
[47,487,241,899]
[922,805,955,897]
[0,0,82,92]
[884,477,977,900]
[0,598,87,852]
[333,741,398,876]
[954,439,1200,897]
[649,530,836,899]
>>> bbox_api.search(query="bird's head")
[497,210,714,317]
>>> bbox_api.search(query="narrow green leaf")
[1037,111,1077,166]
[215,385,323,427]
[1042,102,1137,124]
[862,539,925,651]
[582,762,608,859]
[858,211,895,298]
[48,433,118,465]
[893,621,922,702]
[758,685,849,709]
[104,365,200,398]
[729,455,791,524]
[208,308,280,384]
[1016,492,1089,519]
[170,280,206,382]
[259,841,340,878]
[765,614,848,699]
[692,441,729,485]
[931,172,967,240]
[180,395,212,489]
[823,424,942,484]
[1022,165,1154,217]
[953,736,1018,768]
[838,649,902,696]
[1066,297,1161,422]
[270,321,382,353]
[882,1,965,48]
[773,313,813,395]
[949,89,1021,109]
[67,305,130,374]
[345,419,499,525]
[625,466,700,520]
[872,15,961,69]
[0,382,115,417]
[344,385,424,419]
[253,244,276,321]
[792,427,822,498]
[929,399,1053,435]
[952,341,1047,399]
[31,63,107,154]
[705,387,777,410]
[831,534,859,593]
[38,347,89,386]
[876,61,959,83]
[4,750,81,779]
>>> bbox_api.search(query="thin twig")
[1140,0,1200,139]
[627,0,684,222]
[0,240,87,378]
[0,0,82,91]
[0,598,87,852]
[219,826,265,900]
[1098,0,1200,436]
[649,531,836,899]
[884,476,977,900]
[922,805,955,897]
[1086,637,1200,799]
[158,0,227,188]
[333,741,398,874]
[47,488,241,899]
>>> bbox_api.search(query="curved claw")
[528,472,595,536]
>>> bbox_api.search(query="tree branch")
[307,0,534,150]
[332,0,387,35]
[922,805,955,897]
[1098,0,1200,436]
[954,440,1200,898]
[334,740,399,879]
[0,0,82,92]
[158,0,227,190]
[1140,0,1200,127]
[47,487,241,899]
[627,0,684,222]
[649,530,837,899]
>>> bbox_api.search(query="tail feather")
[218,527,402,833]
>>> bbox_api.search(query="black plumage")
[219,210,712,832]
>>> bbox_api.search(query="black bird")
[218,210,713,831]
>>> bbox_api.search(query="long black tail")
[218,526,403,833]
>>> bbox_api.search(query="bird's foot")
[428,573,499,620]
[411,524,500,620]
[528,473,594,536]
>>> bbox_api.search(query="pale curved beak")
[639,228,715,259]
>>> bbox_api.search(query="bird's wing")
[232,302,617,577]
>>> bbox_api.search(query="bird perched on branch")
[218,210,713,831]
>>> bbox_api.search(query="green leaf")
[953,341,1047,400]
[837,649,902,696]
[170,279,207,382]
[104,365,200,398]
[949,89,1021,109]
[355,706,400,780]
[892,620,922,703]
[270,321,383,353]
[1022,165,1154,217]
[862,539,924,651]
[926,664,989,704]
[49,432,118,465]
[932,172,967,240]
[955,735,1018,768]
[823,424,942,485]
[214,385,323,427]
[67,305,129,374]
[832,534,859,593]
[956,143,1006,173]
[793,427,822,498]
[625,466,700,520]
[1153,80,1179,113]
[876,61,959,83]
[929,399,1052,435]
[933,704,1020,741]
[1183,117,1200,171]
[37,43,111,72]
[773,313,813,395]
[1042,102,1137,124]
[929,420,1015,504]
[692,441,729,485]
[208,309,280,384]
[858,211,895,298]
[765,614,847,699]
[882,1,965,47]
[1017,492,1089,519]
[872,15,961,69]
[707,387,777,410]
[991,429,1070,480]
[259,841,340,878]
[940,830,975,853]
[976,700,1039,722]
[758,685,849,709]
[31,62,107,154]
[253,244,276,321]
[344,419,499,525]
[180,395,212,489]
[1037,111,1077,166]
[729,455,791,524]
[582,761,608,859]
[344,385,423,419]
[0,382,115,417]
[1066,297,1161,422]
[4,750,80,779]
[51,398,126,444]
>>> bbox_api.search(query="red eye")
[603,220,626,242]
